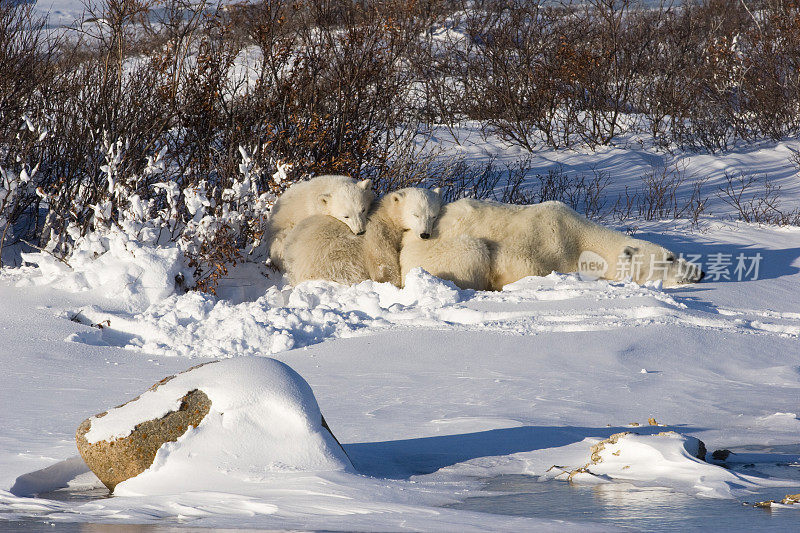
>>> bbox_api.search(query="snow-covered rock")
[75,358,352,494]
[755,492,800,508]
[76,385,211,491]
[563,431,776,499]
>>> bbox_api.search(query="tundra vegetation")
[1,0,798,289]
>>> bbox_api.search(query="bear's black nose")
[420,233,430,240]
[356,230,366,236]
[699,270,706,281]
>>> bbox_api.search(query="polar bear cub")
[266,175,373,270]
[401,199,704,290]
[284,187,442,286]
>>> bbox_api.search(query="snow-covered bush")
[42,138,279,294]
[5,0,800,279]
[0,0,442,287]
[0,113,50,265]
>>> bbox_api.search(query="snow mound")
[9,224,796,361]
[18,229,191,311]
[70,268,472,358]
[565,432,784,499]
[86,358,352,495]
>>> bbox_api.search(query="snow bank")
[85,357,352,495]
[2,217,800,529]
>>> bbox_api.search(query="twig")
[0,219,10,268]
[20,239,73,269]
[738,0,762,36]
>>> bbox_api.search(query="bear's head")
[388,187,442,240]
[616,241,704,287]
[318,177,374,235]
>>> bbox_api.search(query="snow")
[14,224,797,364]
[32,0,86,27]
[98,357,354,496]
[6,1,799,527]
[547,432,791,499]
[2,210,800,528]
[3,21,800,519]
[17,229,191,312]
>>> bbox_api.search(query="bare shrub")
[637,0,800,150]
[610,164,709,225]
[736,1,800,141]
[648,1,747,151]
[526,166,609,220]
[454,1,593,149]
[570,0,665,147]
[790,150,800,172]
[431,0,800,151]
[205,0,445,201]
[0,0,448,289]
[638,164,685,220]
[458,2,566,149]
[718,172,800,225]
[423,157,609,220]
[426,157,503,203]
[611,186,638,223]
[684,176,711,226]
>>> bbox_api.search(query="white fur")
[401,199,704,290]
[266,175,373,270]
[284,188,442,286]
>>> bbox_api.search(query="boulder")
[76,359,350,492]
[76,390,210,491]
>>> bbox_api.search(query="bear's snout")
[356,230,366,236]
[420,233,431,240]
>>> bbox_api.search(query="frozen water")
[449,475,800,532]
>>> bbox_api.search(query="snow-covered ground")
[1,202,800,530]
[29,0,85,28]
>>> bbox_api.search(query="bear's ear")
[357,179,372,190]
[622,246,639,258]
[432,187,442,196]
[318,193,331,205]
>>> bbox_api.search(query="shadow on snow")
[346,424,705,479]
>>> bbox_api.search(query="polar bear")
[399,233,492,290]
[283,188,442,286]
[400,199,704,290]
[266,175,374,270]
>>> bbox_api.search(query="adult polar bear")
[265,175,374,270]
[400,199,705,290]
[284,188,442,286]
